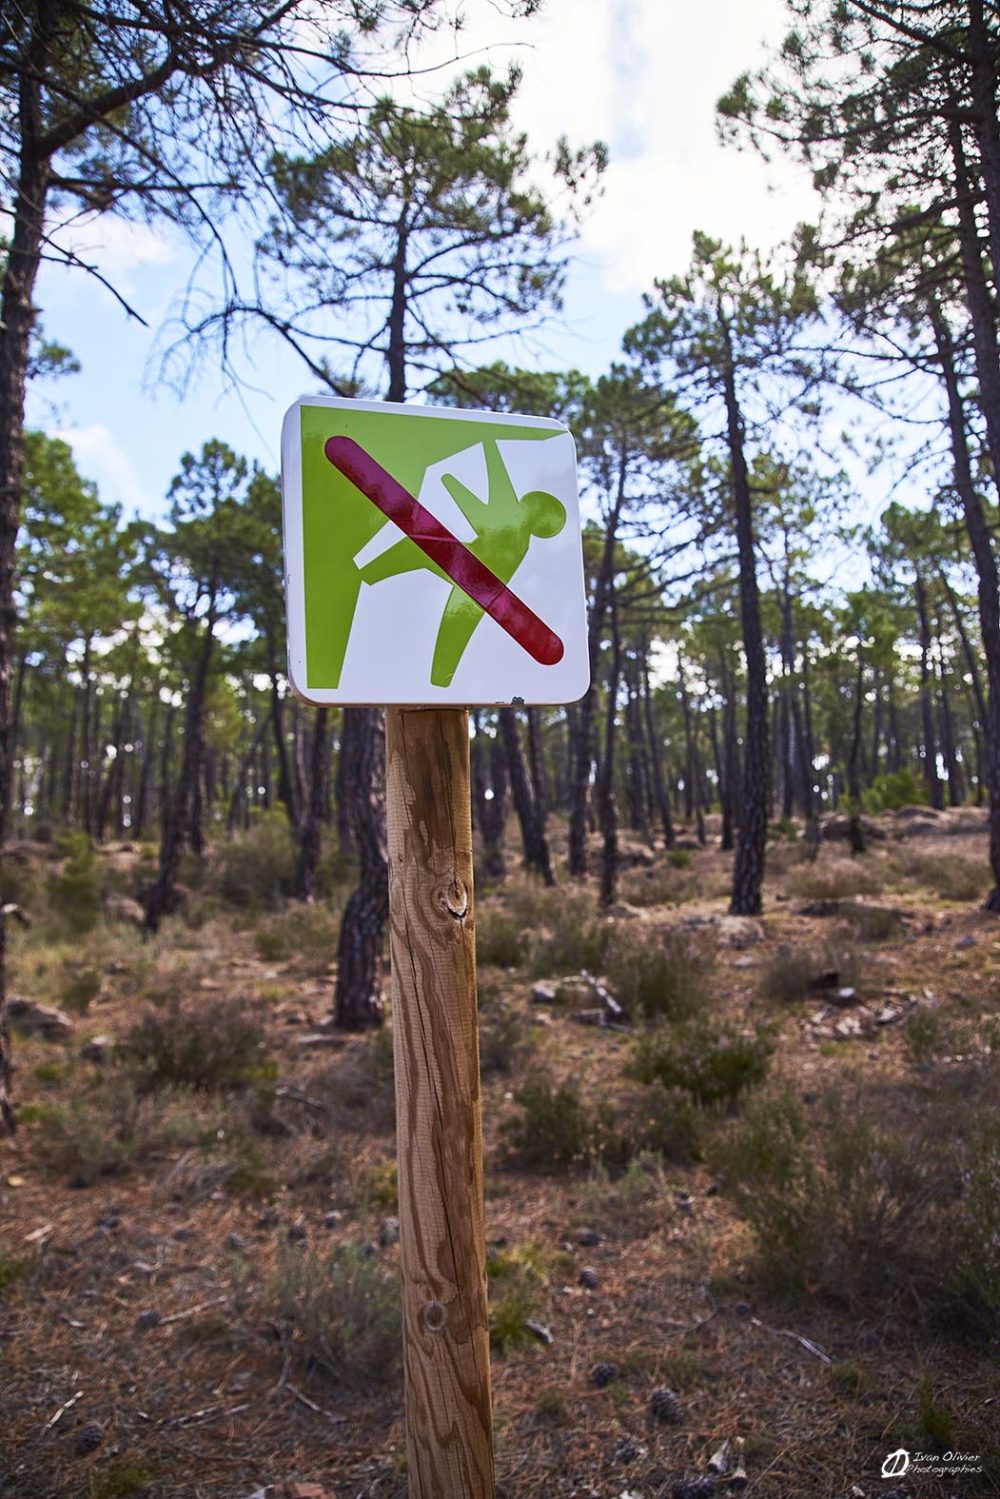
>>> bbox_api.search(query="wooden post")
[385,707,494,1497]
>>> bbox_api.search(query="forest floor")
[0,809,998,1499]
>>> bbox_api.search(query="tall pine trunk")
[333,707,388,1028]
[499,709,555,885]
[144,607,217,932]
[296,707,329,901]
[722,326,769,916]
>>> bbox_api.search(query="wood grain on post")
[385,707,494,1498]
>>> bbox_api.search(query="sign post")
[386,705,492,1492]
[282,395,588,1496]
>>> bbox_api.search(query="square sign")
[281,395,590,706]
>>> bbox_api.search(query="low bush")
[794,859,880,901]
[20,1081,227,1179]
[46,832,100,934]
[217,811,296,909]
[0,853,38,913]
[0,1249,28,1293]
[479,1004,533,1075]
[630,1023,773,1110]
[862,767,929,813]
[253,902,341,969]
[619,861,695,908]
[759,947,819,1005]
[760,939,862,1005]
[61,964,102,1014]
[528,889,612,978]
[268,1239,401,1387]
[487,1241,550,1354]
[710,1082,1000,1318]
[475,908,530,969]
[124,993,272,1091]
[606,928,713,1022]
[901,852,989,903]
[502,1074,617,1170]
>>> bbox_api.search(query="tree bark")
[472,716,510,880]
[333,707,388,1029]
[599,599,622,908]
[915,575,944,811]
[721,323,769,916]
[144,606,217,931]
[499,708,555,886]
[933,308,1000,903]
[641,649,674,848]
[295,706,329,901]
[847,651,866,856]
[569,454,627,876]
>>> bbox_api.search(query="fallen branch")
[159,1295,228,1327]
[286,1384,347,1424]
[43,1390,83,1433]
[750,1315,832,1363]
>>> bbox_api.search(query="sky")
[24,0,819,523]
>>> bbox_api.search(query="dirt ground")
[1,809,998,1499]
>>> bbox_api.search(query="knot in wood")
[433,877,469,921]
[423,1299,448,1334]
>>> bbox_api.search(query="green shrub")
[619,861,695,908]
[46,832,100,934]
[503,1075,614,1170]
[606,928,712,1022]
[904,1009,943,1066]
[528,890,611,977]
[862,767,928,813]
[760,938,862,1004]
[841,903,904,942]
[903,852,989,903]
[61,965,102,1014]
[269,1240,400,1386]
[0,1249,28,1293]
[759,947,818,1005]
[475,908,530,969]
[217,811,296,909]
[918,1377,955,1447]
[124,994,271,1090]
[93,1463,154,1499]
[795,859,880,900]
[252,902,341,968]
[631,1023,772,1110]
[487,1242,549,1354]
[667,847,694,869]
[0,853,37,912]
[479,1004,533,1075]
[21,1081,226,1179]
[710,1085,1000,1315]
[362,1158,398,1209]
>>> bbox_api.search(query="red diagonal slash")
[324,435,564,668]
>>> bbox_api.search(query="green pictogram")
[301,404,564,688]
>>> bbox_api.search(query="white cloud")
[52,423,150,513]
[45,214,177,289]
[412,0,817,293]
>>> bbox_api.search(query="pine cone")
[672,1478,715,1499]
[579,1266,599,1289]
[75,1421,103,1455]
[589,1360,619,1388]
[650,1387,685,1424]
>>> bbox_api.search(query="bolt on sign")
[281,395,589,705]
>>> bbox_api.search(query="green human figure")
[357,437,566,686]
